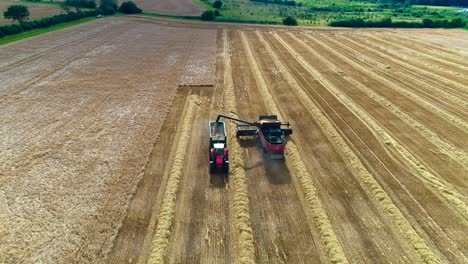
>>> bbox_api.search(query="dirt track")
[1,16,467,264]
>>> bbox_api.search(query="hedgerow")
[0,10,96,38]
[329,17,467,28]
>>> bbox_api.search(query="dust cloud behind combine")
[1,15,467,264]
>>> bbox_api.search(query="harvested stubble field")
[0,17,216,263]
[1,15,468,264]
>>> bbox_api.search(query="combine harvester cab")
[209,121,229,174]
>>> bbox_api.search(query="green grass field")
[200,0,466,26]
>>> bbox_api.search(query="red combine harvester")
[216,114,293,159]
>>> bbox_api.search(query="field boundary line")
[335,34,468,107]
[297,33,468,174]
[271,31,442,264]
[288,32,468,220]
[364,33,468,72]
[222,30,256,264]
[146,95,201,264]
[244,31,349,264]
[339,34,468,96]
[292,35,468,132]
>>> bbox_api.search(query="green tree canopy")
[212,0,223,8]
[119,1,142,13]
[282,16,298,26]
[201,10,215,20]
[3,5,30,24]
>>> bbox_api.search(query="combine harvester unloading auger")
[209,115,293,173]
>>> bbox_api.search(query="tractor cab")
[213,143,226,153]
[209,121,229,174]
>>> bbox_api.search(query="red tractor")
[215,114,292,159]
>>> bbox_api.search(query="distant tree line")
[411,0,467,6]
[250,0,302,7]
[329,17,467,28]
[65,0,96,9]
[377,0,468,6]
[0,0,143,39]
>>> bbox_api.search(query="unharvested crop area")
[1,15,467,264]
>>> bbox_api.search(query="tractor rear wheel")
[209,163,215,174]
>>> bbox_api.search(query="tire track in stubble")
[363,33,468,73]
[146,95,201,264]
[332,34,468,106]
[0,21,126,74]
[0,22,136,163]
[221,30,256,264]
[284,32,468,220]
[241,31,349,264]
[339,34,468,98]
[294,33,468,172]
[0,24,136,171]
[270,32,442,264]
[0,22,133,102]
[289,34,468,133]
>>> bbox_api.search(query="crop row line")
[307,36,468,132]
[352,33,468,83]
[243,31,349,264]
[365,33,468,72]
[332,34,468,106]
[341,34,468,99]
[385,32,468,66]
[308,33,468,172]
[221,30,256,264]
[147,95,201,264]
[271,31,441,264]
[289,32,468,220]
